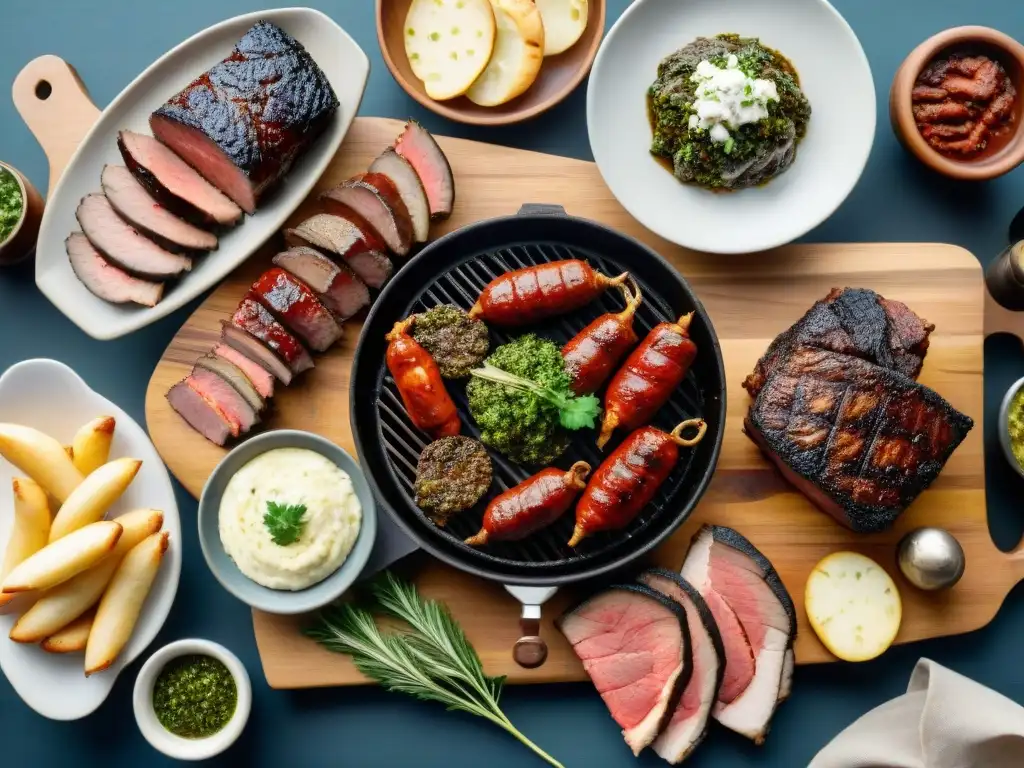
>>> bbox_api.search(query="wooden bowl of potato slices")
[378,0,604,125]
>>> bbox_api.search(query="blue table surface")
[2,1,1024,766]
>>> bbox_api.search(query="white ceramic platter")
[34,7,369,340]
[587,0,875,254]
[0,360,182,720]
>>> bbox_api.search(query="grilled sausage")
[468,259,628,326]
[570,420,707,547]
[562,279,642,394]
[465,461,590,546]
[598,313,698,449]
[386,318,461,439]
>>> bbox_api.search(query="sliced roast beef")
[76,194,192,280]
[150,21,339,213]
[321,173,413,256]
[213,343,275,399]
[232,298,313,375]
[313,201,388,252]
[680,525,797,744]
[65,232,164,307]
[187,368,259,435]
[558,584,692,756]
[167,379,233,446]
[639,570,725,765]
[272,246,370,320]
[393,120,455,220]
[249,268,343,352]
[284,214,393,288]
[118,130,243,227]
[100,164,218,253]
[220,322,293,385]
[194,354,265,414]
[702,588,755,705]
[369,148,430,243]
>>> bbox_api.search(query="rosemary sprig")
[305,573,563,768]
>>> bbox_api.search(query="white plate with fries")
[0,359,180,720]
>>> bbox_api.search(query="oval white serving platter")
[33,7,369,340]
[587,0,875,255]
[0,360,182,720]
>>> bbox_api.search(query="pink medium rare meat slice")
[187,368,259,435]
[321,173,414,256]
[639,570,725,764]
[369,147,430,243]
[272,246,370,321]
[213,344,275,399]
[193,354,265,414]
[393,120,455,220]
[557,584,692,756]
[680,525,797,744]
[220,322,294,386]
[150,21,339,214]
[167,379,234,446]
[118,130,243,227]
[232,298,313,376]
[66,232,164,308]
[284,214,393,289]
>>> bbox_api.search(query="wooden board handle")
[12,55,100,198]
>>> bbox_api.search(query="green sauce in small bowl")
[152,654,237,739]
[0,167,24,245]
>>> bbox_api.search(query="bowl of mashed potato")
[198,430,377,614]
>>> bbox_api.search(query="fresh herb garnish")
[469,362,601,431]
[263,500,307,546]
[306,573,564,767]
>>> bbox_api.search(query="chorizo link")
[386,318,461,439]
[562,279,642,395]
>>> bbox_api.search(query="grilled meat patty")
[414,436,492,525]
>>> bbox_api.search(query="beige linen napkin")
[809,659,1024,768]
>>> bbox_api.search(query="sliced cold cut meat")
[66,232,164,307]
[284,214,393,289]
[75,194,192,280]
[272,247,370,320]
[193,353,265,414]
[249,267,343,352]
[558,584,692,756]
[393,120,455,220]
[220,322,293,385]
[166,379,233,446]
[150,21,339,214]
[639,569,725,765]
[369,148,430,243]
[187,368,259,436]
[213,343,275,399]
[680,525,797,744]
[232,298,313,376]
[118,130,243,227]
[100,165,218,253]
[321,173,413,256]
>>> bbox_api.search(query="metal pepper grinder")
[986,237,1024,310]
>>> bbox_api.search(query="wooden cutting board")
[17,53,1023,687]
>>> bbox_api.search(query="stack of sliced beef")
[67,20,339,307]
[558,526,795,763]
[742,288,974,532]
[167,122,456,446]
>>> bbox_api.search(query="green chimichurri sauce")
[1007,386,1024,472]
[153,654,237,739]
[0,168,24,244]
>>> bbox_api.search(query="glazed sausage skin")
[469,260,627,326]
[465,462,590,546]
[386,319,460,439]
[598,313,697,448]
[563,281,642,395]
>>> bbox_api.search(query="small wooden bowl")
[377,0,605,126]
[0,161,44,266]
[890,26,1024,181]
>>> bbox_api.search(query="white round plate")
[0,360,182,720]
[587,0,875,254]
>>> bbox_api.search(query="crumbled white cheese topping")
[687,54,780,145]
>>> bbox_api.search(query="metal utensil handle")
[504,584,558,669]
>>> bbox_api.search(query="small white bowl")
[133,639,251,761]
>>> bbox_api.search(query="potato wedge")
[405,0,496,100]
[1,521,121,594]
[10,509,163,643]
[0,478,51,608]
[49,458,142,542]
[535,0,588,56]
[466,0,544,107]
[0,423,84,503]
[85,531,168,676]
[71,417,116,476]
[41,610,94,654]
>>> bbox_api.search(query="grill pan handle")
[504,584,559,669]
[517,203,567,217]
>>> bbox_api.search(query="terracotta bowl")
[0,161,44,266]
[377,0,605,126]
[890,26,1024,181]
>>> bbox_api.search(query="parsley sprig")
[263,500,307,546]
[469,362,601,431]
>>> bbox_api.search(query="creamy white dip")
[219,447,362,591]
[687,54,780,145]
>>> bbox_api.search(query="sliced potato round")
[535,0,588,56]
[805,551,902,663]
[466,0,545,107]
[405,0,496,101]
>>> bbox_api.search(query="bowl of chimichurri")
[133,639,251,761]
[998,376,1024,481]
[0,161,43,266]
